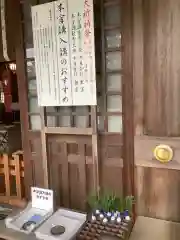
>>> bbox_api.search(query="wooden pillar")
[122,0,135,197]
[14,1,33,200]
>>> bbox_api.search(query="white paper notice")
[32,0,97,106]
[54,0,73,105]
[68,0,96,105]
[31,187,53,211]
[32,2,59,106]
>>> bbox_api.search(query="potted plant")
[87,192,100,222]
[99,191,118,223]
[87,191,135,223]
[123,196,135,221]
[114,196,123,223]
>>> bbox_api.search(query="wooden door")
[134,0,180,221]
[15,0,134,210]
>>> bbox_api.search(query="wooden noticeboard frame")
[14,0,134,211]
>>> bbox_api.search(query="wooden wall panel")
[47,135,92,211]
[133,0,180,221]
[100,134,123,196]
[101,164,123,196]
[47,134,123,211]
[144,0,180,136]
[136,166,180,222]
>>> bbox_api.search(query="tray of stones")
[77,219,132,240]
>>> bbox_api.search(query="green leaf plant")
[99,191,116,212]
[87,191,135,215]
[87,192,100,210]
[124,196,135,215]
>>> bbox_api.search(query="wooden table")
[0,205,133,240]
[129,216,180,240]
[0,222,36,240]
[0,206,36,240]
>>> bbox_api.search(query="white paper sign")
[31,0,97,106]
[31,187,53,211]
[68,0,96,105]
[54,0,73,105]
[32,2,62,106]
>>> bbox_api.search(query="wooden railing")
[0,151,26,207]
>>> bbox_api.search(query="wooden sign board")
[31,0,96,106]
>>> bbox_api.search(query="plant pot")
[116,216,121,224]
[102,217,108,224]
[99,213,104,220]
[110,216,116,222]
[91,214,96,222]
[95,209,100,215]
[123,210,131,221]
[106,212,112,218]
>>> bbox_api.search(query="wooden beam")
[100,0,107,131]
[133,0,144,135]
[45,127,93,135]
[61,142,70,207]
[78,144,87,211]
[13,154,22,199]
[40,107,49,188]
[3,154,10,198]
[91,106,100,195]
[135,135,180,170]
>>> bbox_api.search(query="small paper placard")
[31,187,53,211]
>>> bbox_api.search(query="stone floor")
[129,216,180,240]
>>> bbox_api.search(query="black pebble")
[50,225,65,235]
